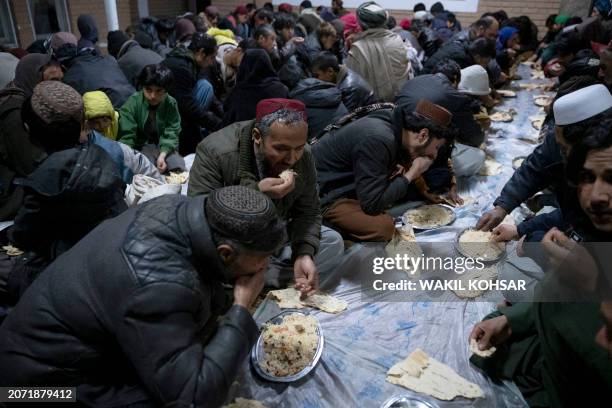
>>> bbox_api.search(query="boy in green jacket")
[118,64,184,173]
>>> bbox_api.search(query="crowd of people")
[0,0,611,406]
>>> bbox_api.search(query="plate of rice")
[251,310,324,382]
[402,204,456,230]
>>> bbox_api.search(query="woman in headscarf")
[0,54,64,220]
[222,49,289,125]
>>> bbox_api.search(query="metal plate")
[380,395,440,408]
[454,228,506,263]
[251,309,324,383]
[401,204,456,230]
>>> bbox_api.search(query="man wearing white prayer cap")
[553,84,612,156]
[477,79,612,232]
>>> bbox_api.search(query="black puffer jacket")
[163,46,224,155]
[418,27,444,59]
[422,40,474,74]
[336,65,377,111]
[290,78,348,141]
[9,143,126,259]
[62,51,135,108]
[312,108,413,213]
[396,73,483,147]
[0,89,46,221]
[296,33,323,74]
[0,195,257,407]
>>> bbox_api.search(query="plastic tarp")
[226,64,553,408]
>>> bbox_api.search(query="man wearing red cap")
[188,98,344,293]
[313,100,455,241]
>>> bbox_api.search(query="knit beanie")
[206,186,287,253]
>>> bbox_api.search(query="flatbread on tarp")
[489,111,513,122]
[478,157,503,176]
[496,89,516,98]
[387,348,485,400]
[268,288,348,313]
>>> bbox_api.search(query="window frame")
[26,0,71,41]
[0,0,18,48]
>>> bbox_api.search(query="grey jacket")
[117,40,163,86]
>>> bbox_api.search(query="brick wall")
[210,0,561,35]
[66,0,133,44]
[10,0,134,49]
[147,0,189,18]
[11,0,35,48]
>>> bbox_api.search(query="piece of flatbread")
[303,293,348,313]
[279,169,297,182]
[512,157,525,169]
[478,157,503,176]
[268,287,304,309]
[530,115,545,130]
[397,224,417,241]
[387,348,484,400]
[470,338,497,358]
[531,70,545,80]
[489,111,513,122]
[268,288,347,313]
[452,265,499,299]
[533,95,551,107]
[496,89,516,98]
[2,244,23,257]
[458,230,505,261]
[224,398,267,408]
[386,229,423,279]
[165,171,189,184]
[519,83,547,91]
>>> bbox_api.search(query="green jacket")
[187,120,321,259]
[118,91,181,154]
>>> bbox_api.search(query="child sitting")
[118,64,184,173]
[83,90,119,140]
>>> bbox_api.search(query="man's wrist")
[233,298,250,309]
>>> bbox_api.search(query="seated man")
[397,59,487,177]
[310,51,377,112]
[0,186,286,406]
[188,99,344,292]
[312,99,454,242]
[477,82,612,231]
[3,81,127,302]
[469,119,612,407]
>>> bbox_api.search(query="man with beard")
[478,83,612,232]
[312,99,454,242]
[188,99,344,291]
[0,186,285,407]
[469,119,612,407]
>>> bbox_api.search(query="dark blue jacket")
[494,122,565,213]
